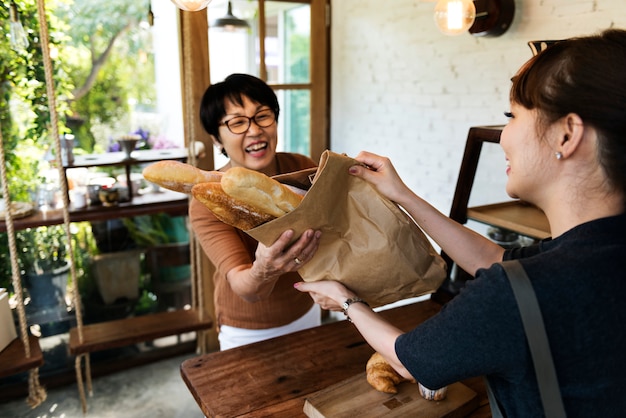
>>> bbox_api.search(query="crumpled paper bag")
[248,150,447,307]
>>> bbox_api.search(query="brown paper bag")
[248,151,447,307]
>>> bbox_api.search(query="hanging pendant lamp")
[210,1,249,30]
[171,0,212,12]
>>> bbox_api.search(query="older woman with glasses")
[190,73,322,350]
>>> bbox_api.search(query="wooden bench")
[69,308,212,355]
[0,335,44,378]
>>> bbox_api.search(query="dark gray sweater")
[396,213,626,418]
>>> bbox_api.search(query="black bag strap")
[486,260,567,418]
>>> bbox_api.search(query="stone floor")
[0,353,204,418]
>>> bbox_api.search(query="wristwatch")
[341,297,370,322]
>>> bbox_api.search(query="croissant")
[365,352,447,401]
[365,352,413,394]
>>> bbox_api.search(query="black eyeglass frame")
[220,108,276,134]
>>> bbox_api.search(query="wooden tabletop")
[180,300,492,417]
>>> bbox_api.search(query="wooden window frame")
[179,0,330,169]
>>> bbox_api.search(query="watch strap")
[342,297,369,322]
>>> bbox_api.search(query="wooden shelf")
[437,125,551,299]
[68,309,212,355]
[0,190,188,232]
[2,148,201,385]
[0,335,44,378]
[64,148,188,169]
[468,201,551,240]
[61,148,188,202]
[447,125,551,241]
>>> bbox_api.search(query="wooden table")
[180,300,492,417]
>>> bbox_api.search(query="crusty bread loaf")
[143,161,223,193]
[366,352,411,394]
[221,167,303,218]
[191,182,276,230]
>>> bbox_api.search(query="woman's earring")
[555,151,563,160]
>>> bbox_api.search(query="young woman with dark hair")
[296,29,626,416]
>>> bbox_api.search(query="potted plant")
[68,221,142,322]
[16,225,70,310]
[123,213,190,313]
[123,213,190,282]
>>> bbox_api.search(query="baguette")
[221,167,303,218]
[191,182,276,230]
[143,160,223,193]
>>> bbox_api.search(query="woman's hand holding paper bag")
[248,150,447,308]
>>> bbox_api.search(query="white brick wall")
[330,0,626,216]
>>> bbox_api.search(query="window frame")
[179,0,330,169]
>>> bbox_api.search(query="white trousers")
[218,304,321,350]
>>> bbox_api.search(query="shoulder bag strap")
[495,260,567,418]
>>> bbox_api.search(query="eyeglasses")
[221,109,276,134]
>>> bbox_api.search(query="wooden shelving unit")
[0,148,208,393]
[436,125,551,299]
[64,148,188,201]
[0,189,188,232]
[446,125,551,239]
[67,148,188,169]
[467,201,550,240]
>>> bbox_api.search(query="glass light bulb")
[9,3,29,53]
[170,0,213,12]
[434,0,476,36]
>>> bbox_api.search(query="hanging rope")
[0,123,47,408]
[34,0,92,411]
[35,0,90,411]
[35,0,80,326]
[181,10,208,355]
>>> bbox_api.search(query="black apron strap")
[489,260,567,418]
[485,376,504,418]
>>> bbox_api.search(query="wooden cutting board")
[303,372,478,418]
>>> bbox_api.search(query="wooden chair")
[146,242,192,312]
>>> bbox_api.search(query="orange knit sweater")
[189,153,317,330]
